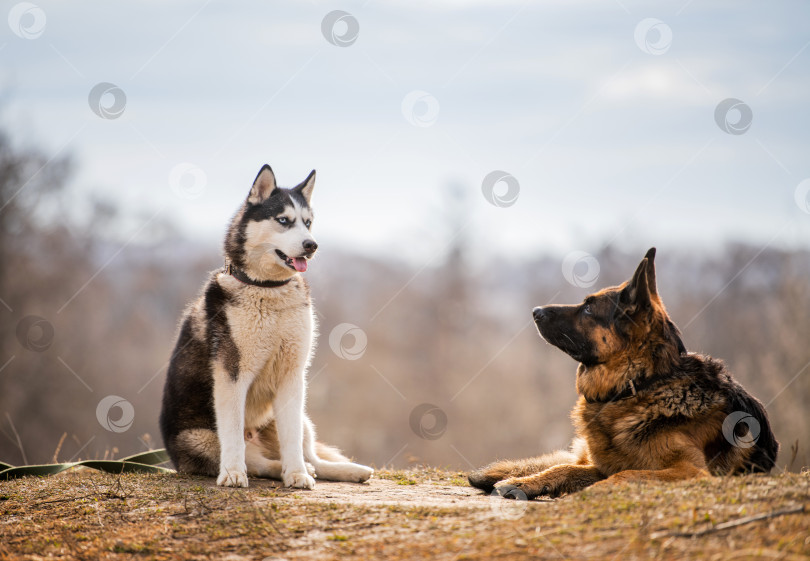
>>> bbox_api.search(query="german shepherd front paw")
[496,465,604,498]
[217,468,249,488]
[491,482,531,500]
[468,468,502,493]
[284,470,316,489]
[494,478,551,500]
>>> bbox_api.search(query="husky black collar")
[225,264,292,288]
[584,371,667,404]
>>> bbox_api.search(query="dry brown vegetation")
[1,469,808,560]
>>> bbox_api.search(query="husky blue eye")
[304,219,312,228]
[277,217,288,224]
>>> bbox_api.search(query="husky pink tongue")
[292,257,308,272]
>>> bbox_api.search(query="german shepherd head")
[224,165,317,282]
[533,248,687,401]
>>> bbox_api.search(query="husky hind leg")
[172,428,221,477]
[252,417,373,483]
[244,441,283,479]
[302,417,373,483]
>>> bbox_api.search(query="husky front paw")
[283,470,316,489]
[217,469,249,488]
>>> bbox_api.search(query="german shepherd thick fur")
[469,248,779,499]
[160,165,373,488]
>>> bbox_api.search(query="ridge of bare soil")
[1,468,808,560]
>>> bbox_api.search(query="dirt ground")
[1,468,809,560]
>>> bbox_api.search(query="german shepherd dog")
[160,165,373,488]
[469,248,779,499]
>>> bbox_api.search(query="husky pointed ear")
[644,247,659,299]
[621,257,652,312]
[248,165,278,204]
[294,170,316,204]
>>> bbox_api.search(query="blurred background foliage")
[1,129,808,471]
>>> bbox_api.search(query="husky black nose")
[302,240,318,254]
[533,307,546,322]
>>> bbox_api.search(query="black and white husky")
[160,165,373,488]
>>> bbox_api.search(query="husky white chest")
[220,275,315,427]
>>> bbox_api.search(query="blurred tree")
[0,127,807,471]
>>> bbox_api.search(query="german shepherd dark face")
[534,249,686,392]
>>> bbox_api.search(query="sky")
[3,0,810,264]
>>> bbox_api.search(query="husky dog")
[160,165,374,488]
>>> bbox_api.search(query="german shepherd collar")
[585,371,666,404]
[225,263,292,288]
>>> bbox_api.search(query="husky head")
[224,165,317,281]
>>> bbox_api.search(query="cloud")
[3,0,809,257]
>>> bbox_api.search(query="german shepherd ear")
[644,247,659,299]
[294,170,316,205]
[248,165,278,204]
[622,257,652,312]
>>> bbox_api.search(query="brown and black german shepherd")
[469,248,779,499]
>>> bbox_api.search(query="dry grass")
[1,468,808,560]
